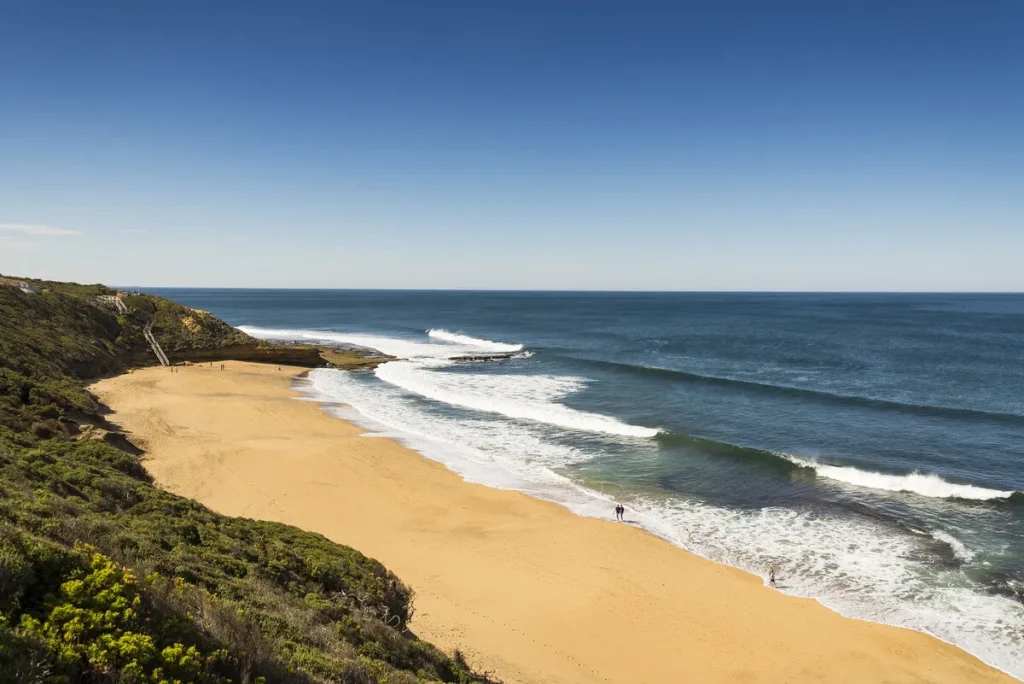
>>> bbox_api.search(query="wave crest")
[574,357,1024,425]
[427,329,523,352]
[375,361,660,438]
[784,455,1017,501]
[657,432,1018,502]
[930,530,977,563]
[240,326,467,359]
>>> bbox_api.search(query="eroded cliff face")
[1,275,390,379]
[166,342,325,366]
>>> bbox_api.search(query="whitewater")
[426,328,524,352]
[242,325,659,438]
[239,322,1024,679]
[783,455,1019,501]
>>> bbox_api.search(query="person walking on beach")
[768,566,777,587]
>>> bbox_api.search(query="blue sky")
[2,0,1022,290]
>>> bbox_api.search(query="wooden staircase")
[143,322,170,366]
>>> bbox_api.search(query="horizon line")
[129,286,1024,295]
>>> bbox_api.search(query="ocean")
[147,289,1024,677]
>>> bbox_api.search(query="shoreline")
[92,362,1018,684]
[295,366,1024,680]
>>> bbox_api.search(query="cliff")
[0,275,387,371]
[0,275,486,683]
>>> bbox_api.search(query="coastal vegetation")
[0,276,489,683]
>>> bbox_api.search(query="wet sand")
[92,362,1017,684]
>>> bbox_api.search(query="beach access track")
[143,321,170,366]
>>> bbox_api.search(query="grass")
[0,275,495,683]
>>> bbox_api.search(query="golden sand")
[91,362,1016,684]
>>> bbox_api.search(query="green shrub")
[17,550,228,683]
[0,274,495,683]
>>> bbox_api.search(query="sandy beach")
[91,362,1017,684]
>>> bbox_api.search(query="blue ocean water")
[148,289,1024,676]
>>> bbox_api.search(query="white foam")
[625,497,1024,678]
[427,328,523,352]
[784,456,1017,501]
[243,325,655,437]
[305,367,600,499]
[930,530,977,563]
[375,360,660,438]
[298,367,1024,680]
[240,325,476,359]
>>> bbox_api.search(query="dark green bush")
[0,274,495,683]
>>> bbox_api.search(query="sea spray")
[782,455,1018,501]
[426,328,524,352]
[241,325,489,359]
[929,530,977,563]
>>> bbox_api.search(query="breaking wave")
[242,326,652,437]
[657,432,1018,502]
[240,325,484,359]
[930,530,977,563]
[783,455,1017,501]
[427,328,523,352]
[375,361,660,438]
[571,357,1024,425]
[299,368,1024,679]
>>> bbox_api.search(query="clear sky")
[1,1,1022,290]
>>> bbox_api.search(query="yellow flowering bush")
[19,551,227,683]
